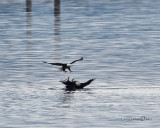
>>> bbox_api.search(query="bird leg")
[67,67,72,73]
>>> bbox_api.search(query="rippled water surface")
[0,0,160,127]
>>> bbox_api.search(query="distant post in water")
[26,0,32,36]
[54,0,61,36]
[54,0,60,16]
[54,0,61,59]
[26,0,32,12]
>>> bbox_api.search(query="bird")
[43,57,83,73]
[60,77,95,90]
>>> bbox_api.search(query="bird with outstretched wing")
[60,77,95,90]
[43,57,83,73]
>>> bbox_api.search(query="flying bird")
[43,57,83,73]
[60,77,95,90]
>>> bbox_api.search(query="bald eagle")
[60,77,95,90]
[43,57,83,73]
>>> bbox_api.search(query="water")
[0,0,160,127]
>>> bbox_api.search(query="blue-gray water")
[0,0,160,127]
